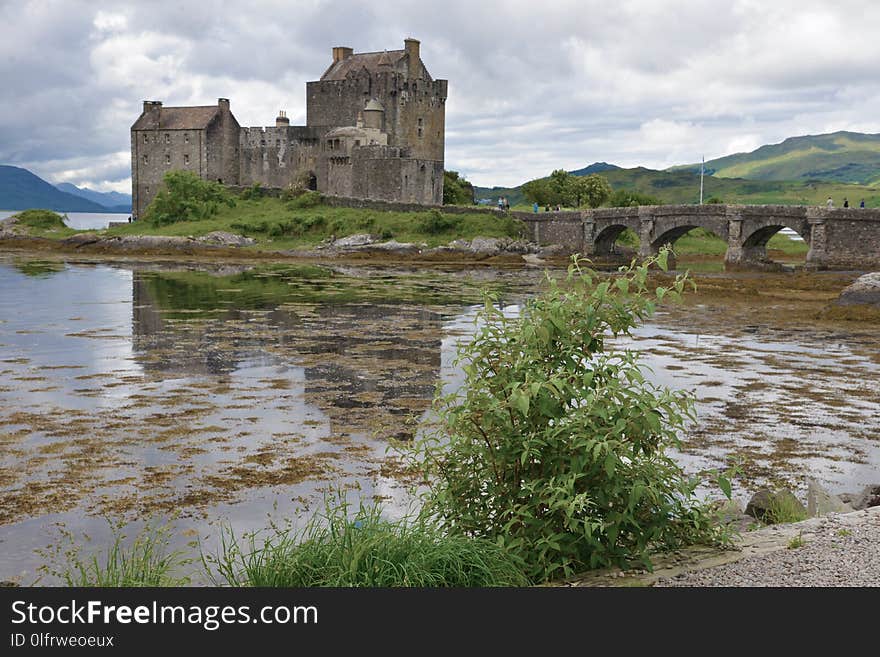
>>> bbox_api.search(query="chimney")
[332,46,353,63]
[276,110,290,128]
[404,38,420,78]
[218,98,230,112]
[142,100,162,113]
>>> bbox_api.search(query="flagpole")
[699,155,704,205]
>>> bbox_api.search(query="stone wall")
[239,126,321,188]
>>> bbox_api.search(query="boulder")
[806,479,853,516]
[840,484,880,510]
[332,233,375,248]
[745,488,807,523]
[835,272,880,306]
[196,231,255,247]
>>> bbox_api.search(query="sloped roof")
[132,106,220,130]
[320,50,406,81]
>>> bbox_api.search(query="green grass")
[203,497,531,587]
[10,209,77,237]
[38,520,191,587]
[787,532,806,549]
[764,495,809,525]
[104,196,525,249]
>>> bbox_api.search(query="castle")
[130,38,447,219]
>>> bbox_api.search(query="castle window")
[184,154,190,165]
[143,133,149,144]
[276,139,280,147]
[165,154,171,165]
[418,127,423,138]
[165,133,170,144]
[261,139,266,146]
[354,140,360,146]
[142,154,148,164]
[184,133,189,144]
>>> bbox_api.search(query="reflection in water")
[0,255,878,584]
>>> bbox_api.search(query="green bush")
[13,209,67,230]
[411,251,725,581]
[419,209,461,234]
[239,182,263,200]
[143,170,235,226]
[607,190,661,207]
[287,190,323,209]
[203,496,529,587]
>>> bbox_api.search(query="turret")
[363,99,385,130]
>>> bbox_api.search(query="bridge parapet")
[512,203,880,270]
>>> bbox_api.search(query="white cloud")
[2,0,880,190]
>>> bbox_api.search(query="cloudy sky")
[2,0,880,192]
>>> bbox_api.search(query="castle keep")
[130,38,447,219]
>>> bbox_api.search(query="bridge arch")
[729,216,811,268]
[594,224,638,256]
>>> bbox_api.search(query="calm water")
[0,255,877,583]
[0,211,128,230]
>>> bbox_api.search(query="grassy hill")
[672,131,880,184]
[475,165,880,208]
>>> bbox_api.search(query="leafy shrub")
[239,182,263,200]
[287,190,323,209]
[419,210,461,234]
[203,496,529,587]
[607,190,661,207]
[411,251,725,581]
[144,170,235,226]
[14,209,67,230]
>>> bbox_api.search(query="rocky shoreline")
[564,481,880,587]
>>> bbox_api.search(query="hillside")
[672,131,880,184]
[56,182,131,212]
[0,165,111,212]
[475,164,880,208]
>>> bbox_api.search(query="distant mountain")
[671,131,880,184]
[569,162,621,177]
[56,182,131,212]
[0,165,112,212]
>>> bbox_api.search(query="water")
[0,211,129,230]
[0,256,877,583]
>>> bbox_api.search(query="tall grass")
[203,497,530,587]
[39,519,191,586]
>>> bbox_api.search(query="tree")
[522,170,612,208]
[607,189,661,207]
[443,170,475,205]
[568,174,612,208]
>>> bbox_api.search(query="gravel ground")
[655,508,880,587]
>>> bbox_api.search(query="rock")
[841,484,880,510]
[196,231,255,247]
[807,479,853,516]
[711,498,746,524]
[372,240,419,253]
[332,233,375,248]
[836,272,880,306]
[63,233,101,247]
[745,488,807,523]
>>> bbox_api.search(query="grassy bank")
[106,194,524,249]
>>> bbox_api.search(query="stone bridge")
[512,204,880,270]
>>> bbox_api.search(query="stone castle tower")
[130,38,447,219]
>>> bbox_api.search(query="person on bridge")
[860,199,866,208]
[826,197,833,209]
[844,198,849,208]
[532,202,539,213]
